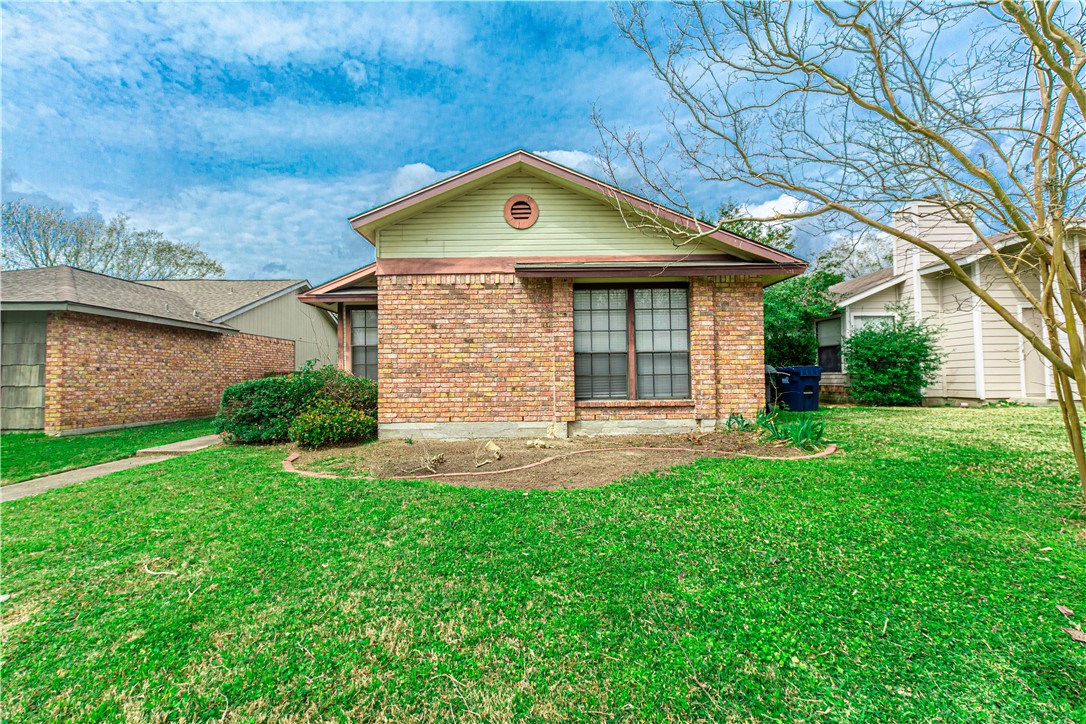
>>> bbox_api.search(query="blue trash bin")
[776,366,823,412]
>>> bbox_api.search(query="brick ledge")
[575,399,695,409]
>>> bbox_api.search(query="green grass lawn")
[2,407,1084,721]
[0,417,215,485]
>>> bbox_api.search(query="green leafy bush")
[842,313,943,406]
[288,400,377,449]
[215,364,377,443]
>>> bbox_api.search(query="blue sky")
[2,1,799,284]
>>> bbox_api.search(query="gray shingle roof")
[0,266,235,331]
[828,267,897,300]
[145,279,305,321]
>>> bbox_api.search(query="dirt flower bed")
[290,430,818,490]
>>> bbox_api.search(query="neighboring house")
[816,201,1085,405]
[144,279,337,369]
[0,267,336,434]
[299,150,806,440]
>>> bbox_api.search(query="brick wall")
[713,276,765,420]
[44,311,294,432]
[377,274,567,423]
[374,273,765,427]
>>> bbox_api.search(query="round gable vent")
[504,194,539,229]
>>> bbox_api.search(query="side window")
[573,289,628,399]
[350,308,378,381]
[816,317,842,373]
[852,315,894,331]
[633,288,690,398]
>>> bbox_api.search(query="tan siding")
[227,292,338,369]
[380,172,715,258]
[977,258,1038,399]
[938,273,978,398]
[1,311,47,430]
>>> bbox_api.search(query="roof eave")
[514,260,807,281]
[0,301,236,334]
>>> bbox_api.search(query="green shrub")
[766,331,818,368]
[318,369,377,417]
[842,313,943,406]
[288,400,377,449]
[215,364,377,443]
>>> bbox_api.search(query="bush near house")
[288,399,378,449]
[842,314,943,406]
[214,364,377,446]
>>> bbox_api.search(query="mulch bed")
[289,430,822,490]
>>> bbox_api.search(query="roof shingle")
[828,267,897,300]
[145,279,305,321]
[0,266,235,331]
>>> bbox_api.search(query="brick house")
[300,150,806,439]
[1,266,335,434]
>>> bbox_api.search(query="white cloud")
[340,59,368,88]
[29,161,464,284]
[386,163,455,199]
[2,3,471,73]
[742,193,811,221]
[535,149,602,176]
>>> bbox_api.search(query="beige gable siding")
[379,171,714,258]
[228,292,338,369]
[846,284,901,323]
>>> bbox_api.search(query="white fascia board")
[213,281,310,323]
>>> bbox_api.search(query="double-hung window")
[573,285,690,400]
[350,308,378,381]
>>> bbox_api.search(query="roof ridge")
[145,278,304,283]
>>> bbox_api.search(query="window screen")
[573,288,628,399]
[351,308,378,381]
[816,317,842,373]
[634,288,690,398]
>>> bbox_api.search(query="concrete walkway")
[1,434,222,503]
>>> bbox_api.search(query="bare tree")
[597,0,1086,498]
[2,201,224,280]
[814,229,893,279]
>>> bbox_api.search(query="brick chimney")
[892,200,978,276]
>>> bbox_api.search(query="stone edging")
[282,443,838,481]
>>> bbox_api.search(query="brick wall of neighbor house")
[43,311,294,432]
[376,273,764,428]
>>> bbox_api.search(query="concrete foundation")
[570,418,713,436]
[378,421,558,441]
[379,418,720,441]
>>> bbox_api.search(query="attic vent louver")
[504,194,539,229]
